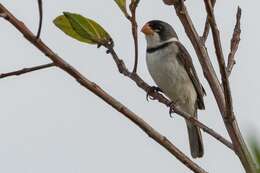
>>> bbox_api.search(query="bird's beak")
[141,23,154,35]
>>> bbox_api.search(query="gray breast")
[146,44,197,113]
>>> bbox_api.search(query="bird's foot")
[146,86,163,101]
[169,101,176,118]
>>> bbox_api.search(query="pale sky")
[0,1,260,173]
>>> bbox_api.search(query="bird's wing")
[176,42,205,110]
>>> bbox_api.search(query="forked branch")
[164,0,257,172]
[0,1,252,173]
[0,4,207,173]
[203,0,257,172]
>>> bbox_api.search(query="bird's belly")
[146,53,196,108]
[149,63,185,101]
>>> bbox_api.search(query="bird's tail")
[186,112,204,158]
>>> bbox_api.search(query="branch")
[173,0,226,113]
[104,43,233,151]
[201,0,216,43]
[0,4,207,173]
[169,103,234,150]
[128,0,139,73]
[227,7,241,77]
[161,0,257,172]
[36,0,43,39]
[203,1,257,173]
[0,63,55,79]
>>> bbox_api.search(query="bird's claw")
[146,86,163,101]
[168,102,176,118]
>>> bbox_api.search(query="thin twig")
[0,4,208,173]
[36,0,43,39]
[227,7,241,77]
[201,0,216,43]
[129,0,139,73]
[104,43,233,150]
[203,1,257,173]
[0,63,55,79]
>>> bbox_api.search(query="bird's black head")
[147,20,178,41]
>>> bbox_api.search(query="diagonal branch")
[203,1,257,173]
[0,63,55,79]
[0,4,207,173]
[104,42,233,150]
[227,7,241,77]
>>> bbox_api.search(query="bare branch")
[1,4,230,153]
[227,7,241,76]
[0,63,55,79]
[0,4,207,173]
[173,0,225,113]
[36,0,43,39]
[128,0,139,73]
[162,0,257,172]
[203,1,257,172]
[201,0,216,43]
[104,43,233,151]
[203,0,234,132]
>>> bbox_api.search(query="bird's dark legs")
[146,86,163,101]
[169,101,176,118]
[146,86,175,118]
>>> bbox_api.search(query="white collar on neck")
[160,37,179,45]
[147,37,179,50]
[147,36,179,49]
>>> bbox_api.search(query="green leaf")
[63,12,111,45]
[114,0,128,16]
[54,12,111,45]
[53,15,95,44]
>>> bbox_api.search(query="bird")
[141,20,206,158]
